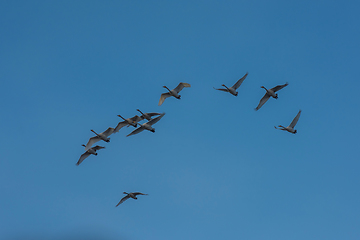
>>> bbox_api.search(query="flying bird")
[116,192,148,207]
[275,110,302,134]
[136,109,161,121]
[114,114,143,133]
[213,72,248,96]
[159,82,191,106]
[85,127,115,151]
[127,113,165,137]
[255,83,288,111]
[77,145,105,166]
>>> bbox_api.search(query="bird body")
[116,192,148,206]
[255,83,288,110]
[275,110,301,134]
[159,82,191,106]
[214,72,248,96]
[77,145,105,165]
[85,127,115,151]
[127,113,165,137]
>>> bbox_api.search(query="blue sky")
[1,1,360,239]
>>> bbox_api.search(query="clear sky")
[1,1,360,240]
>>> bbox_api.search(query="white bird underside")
[85,127,114,150]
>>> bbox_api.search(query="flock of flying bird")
[77,73,302,206]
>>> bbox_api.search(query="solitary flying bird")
[159,82,191,106]
[116,192,148,207]
[255,83,288,111]
[275,110,302,134]
[85,127,115,151]
[77,144,105,166]
[214,72,248,96]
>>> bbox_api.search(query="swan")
[275,110,301,134]
[77,144,105,166]
[136,109,161,121]
[116,192,148,207]
[213,72,248,96]
[127,113,165,137]
[114,114,143,133]
[85,127,115,151]
[255,82,288,110]
[158,82,191,106]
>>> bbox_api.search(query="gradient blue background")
[1,1,360,239]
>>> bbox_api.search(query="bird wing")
[271,82,288,92]
[116,195,130,207]
[146,112,161,117]
[213,87,229,92]
[101,127,115,137]
[232,72,248,89]
[255,94,270,111]
[85,136,100,151]
[158,92,171,106]
[133,192,148,196]
[173,82,191,93]
[289,110,302,128]
[92,145,105,151]
[114,121,127,133]
[148,113,165,126]
[126,126,145,137]
[76,152,91,165]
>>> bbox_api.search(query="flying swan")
[116,192,148,207]
[77,144,105,166]
[214,72,248,96]
[255,83,288,111]
[275,110,301,134]
[85,127,115,151]
[158,82,191,106]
